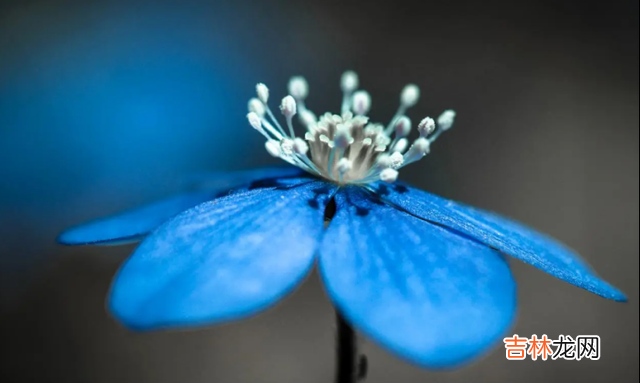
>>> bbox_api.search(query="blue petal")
[57,166,305,245]
[372,182,627,301]
[319,187,516,368]
[109,179,336,330]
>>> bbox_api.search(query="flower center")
[246,71,455,185]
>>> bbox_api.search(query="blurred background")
[0,0,637,382]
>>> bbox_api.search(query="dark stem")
[335,311,367,383]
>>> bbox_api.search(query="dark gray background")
[1,0,638,382]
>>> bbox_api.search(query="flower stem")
[335,311,367,383]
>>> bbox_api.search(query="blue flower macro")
[59,72,626,369]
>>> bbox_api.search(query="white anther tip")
[394,116,412,137]
[280,139,295,156]
[336,158,353,173]
[377,154,391,168]
[265,140,281,157]
[413,137,430,154]
[418,117,436,137]
[256,83,269,103]
[248,98,265,116]
[280,95,297,117]
[438,110,456,130]
[299,109,317,127]
[341,71,359,92]
[293,137,309,155]
[393,137,409,153]
[400,84,420,107]
[380,168,399,183]
[389,151,404,169]
[352,90,371,115]
[333,127,353,149]
[288,76,309,100]
[247,112,263,131]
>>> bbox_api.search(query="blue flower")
[59,72,625,369]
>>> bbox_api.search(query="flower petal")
[57,166,304,245]
[109,179,335,330]
[319,187,516,368]
[372,182,626,301]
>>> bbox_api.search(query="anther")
[248,98,265,116]
[256,83,269,103]
[300,109,317,127]
[403,137,430,164]
[394,116,411,138]
[341,71,359,93]
[247,112,263,131]
[400,84,420,108]
[352,91,371,115]
[380,168,399,183]
[392,138,408,153]
[337,158,352,174]
[438,110,456,130]
[388,151,404,169]
[418,117,436,137]
[280,96,297,118]
[293,138,309,155]
[281,139,295,155]
[265,140,281,157]
[288,76,309,100]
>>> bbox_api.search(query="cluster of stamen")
[246,71,455,184]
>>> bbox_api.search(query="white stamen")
[418,117,436,137]
[374,134,391,147]
[341,71,359,93]
[293,137,309,155]
[380,168,399,183]
[265,140,281,157]
[256,83,269,103]
[400,84,420,107]
[300,109,317,127]
[333,126,353,149]
[247,112,263,131]
[438,109,456,130]
[413,137,430,154]
[389,151,404,169]
[281,139,294,155]
[248,73,454,185]
[376,154,391,168]
[288,76,309,100]
[280,95,297,118]
[352,91,371,115]
[393,138,408,153]
[394,116,411,137]
[248,98,265,116]
[337,158,352,173]
[403,137,430,164]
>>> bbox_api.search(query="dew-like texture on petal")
[319,187,516,368]
[109,179,335,330]
[372,182,627,301]
[57,166,303,246]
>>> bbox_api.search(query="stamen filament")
[285,115,296,138]
[265,106,287,137]
[384,106,407,135]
